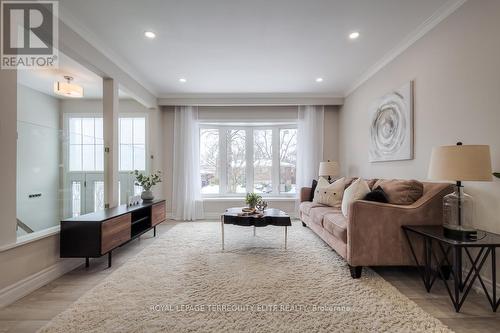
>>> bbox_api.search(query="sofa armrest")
[300,187,312,203]
[346,184,452,266]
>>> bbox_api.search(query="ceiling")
[58,0,457,97]
[18,52,129,99]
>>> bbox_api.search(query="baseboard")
[0,258,82,308]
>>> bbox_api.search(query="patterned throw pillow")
[313,177,345,207]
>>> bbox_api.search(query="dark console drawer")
[101,213,131,254]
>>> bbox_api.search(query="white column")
[0,70,18,246]
[103,78,119,208]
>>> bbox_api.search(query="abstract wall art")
[369,81,414,162]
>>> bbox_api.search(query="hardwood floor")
[0,222,177,333]
[374,267,500,333]
[0,221,498,333]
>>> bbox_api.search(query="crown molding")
[344,0,468,97]
[157,93,344,106]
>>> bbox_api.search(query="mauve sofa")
[299,180,453,278]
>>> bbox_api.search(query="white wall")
[339,0,500,280]
[16,85,61,233]
[162,105,339,218]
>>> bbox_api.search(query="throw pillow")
[363,186,389,203]
[309,179,318,202]
[341,178,370,217]
[373,179,424,205]
[313,177,345,207]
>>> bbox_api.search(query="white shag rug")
[39,222,452,333]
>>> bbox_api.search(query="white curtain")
[296,105,324,194]
[172,106,204,221]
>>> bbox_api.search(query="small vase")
[141,190,154,201]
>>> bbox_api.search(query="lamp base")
[443,224,477,241]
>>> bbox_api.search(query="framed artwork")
[369,81,414,162]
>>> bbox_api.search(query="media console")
[60,199,166,268]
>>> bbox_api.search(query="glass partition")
[16,69,149,239]
[16,120,65,236]
[16,116,106,237]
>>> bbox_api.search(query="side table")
[402,225,500,312]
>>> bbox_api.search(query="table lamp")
[319,161,339,183]
[428,142,492,240]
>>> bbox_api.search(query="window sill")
[202,197,296,202]
[0,226,60,253]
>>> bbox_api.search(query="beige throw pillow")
[341,178,370,217]
[313,177,345,208]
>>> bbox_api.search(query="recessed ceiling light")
[315,77,324,83]
[349,31,360,40]
[144,31,156,39]
[179,78,187,83]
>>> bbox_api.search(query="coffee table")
[221,207,292,250]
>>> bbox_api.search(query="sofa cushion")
[313,177,345,207]
[367,179,378,190]
[344,177,358,189]
[309,206,339,226]
[299,201,325,216]
[323,212,347,243]
[373,179,424,205]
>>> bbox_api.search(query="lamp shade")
[428,145,492,181]
[319,161,339,177]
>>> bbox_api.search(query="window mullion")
[272,127,280,195]
[246,127,253,193]
[219,128,228,196]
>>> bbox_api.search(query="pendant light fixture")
[54,76,84,98]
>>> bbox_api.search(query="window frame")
[64,114,105,172]
[118,114,149,172]
[199,123,297,198]
[63,113,150,174]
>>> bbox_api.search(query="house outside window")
[200,124,297,197]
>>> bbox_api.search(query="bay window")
[200,124,297,196]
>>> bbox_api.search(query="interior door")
[66,173,85,218]
[84,173,105,214]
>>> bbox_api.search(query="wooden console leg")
[85,257,89,268]
[349,265,362,279]
[108,252,112,268]
[154,225,156,237]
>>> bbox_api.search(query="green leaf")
[494,172,500,179]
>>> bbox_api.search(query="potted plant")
[494,172,500,179]
[132,170,162,201]
[245,192,262,209]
